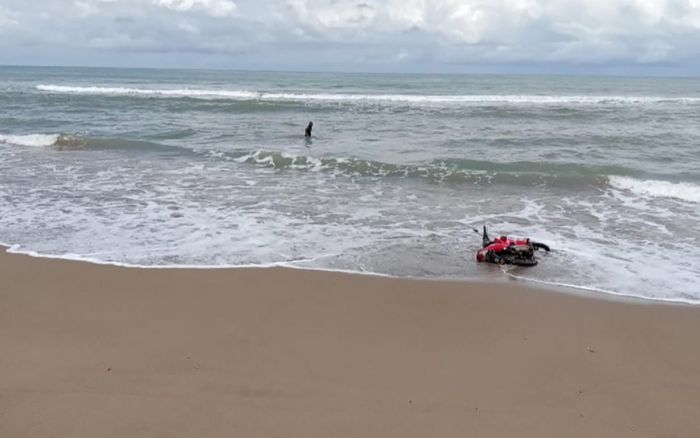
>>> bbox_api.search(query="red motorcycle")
[475,226,550,267]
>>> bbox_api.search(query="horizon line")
[2,63,699,80]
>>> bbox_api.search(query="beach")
[2,247,699,437]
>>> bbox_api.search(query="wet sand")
[1,247,699,437]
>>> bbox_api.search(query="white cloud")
[178,20,200,34]
[0,6,19,27]
[74,0,99,17]
[155,0,237,17]
[1,0,700,72]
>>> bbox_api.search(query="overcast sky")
[1,0,700,74]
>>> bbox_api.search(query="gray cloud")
[1,0,700,74]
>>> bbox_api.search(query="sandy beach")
[1,247,699,437]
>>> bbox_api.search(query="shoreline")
[2,244,693,307]
[2,246,700,437]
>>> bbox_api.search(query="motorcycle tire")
[503,256,538,267]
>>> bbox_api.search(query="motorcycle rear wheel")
[504,257,538,267]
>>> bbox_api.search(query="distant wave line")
[35,85,700,105]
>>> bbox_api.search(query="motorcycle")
[474,226,550,267]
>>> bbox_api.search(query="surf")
[608,176,700,204]
[35,84,700,106]
[0,133,60,147]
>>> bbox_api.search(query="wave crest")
[0,133,60,147]
[35,85,700,106]
[0,133,87,149]
[36,85,258,100]
[608,176,700,203]
[222,150,630,187]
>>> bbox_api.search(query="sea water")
[1,66,699,302]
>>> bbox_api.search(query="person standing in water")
[305,121,313,138]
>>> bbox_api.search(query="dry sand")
[1,247,699,437]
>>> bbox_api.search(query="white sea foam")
[35,84,700,106]
[0,240,404,284]
[0,133,59,147]
[1,172,698,304]
[608,176,700,204]
[36,85,259,100]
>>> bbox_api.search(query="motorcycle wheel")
[508,257,538,267]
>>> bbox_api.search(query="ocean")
[1,66,699,303]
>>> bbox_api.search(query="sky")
[1,0,700,74]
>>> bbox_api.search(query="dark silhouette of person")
[305,121,313,137]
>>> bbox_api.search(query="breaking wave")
[221,149,633,187]
[0,133,633,184]
[37,85,258,100]
[0,133,90,149]
[35,85,700,106]
[608,176,700,203]
[0,133,60,147]
[0,133,182,152]
[7,133,696,194]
